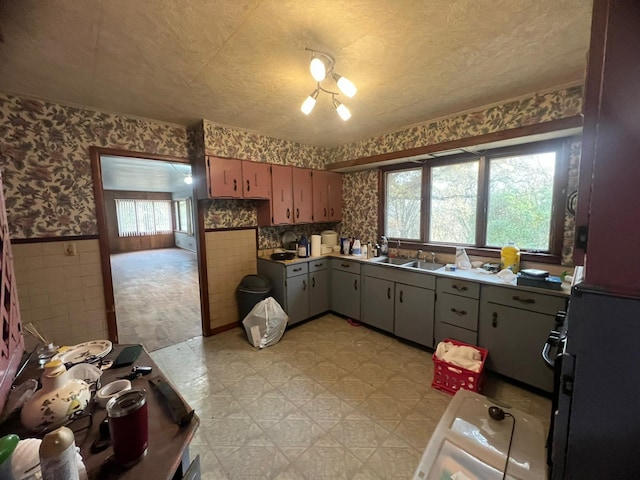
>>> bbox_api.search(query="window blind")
[115,199,173,237]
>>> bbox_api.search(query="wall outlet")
[64,242,77,256]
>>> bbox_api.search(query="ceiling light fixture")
[301,48,357,121]
[171,164,193,185]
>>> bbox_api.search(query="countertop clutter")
[0,344,199,480]
[260,252,571,297]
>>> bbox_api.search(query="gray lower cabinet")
[478,285,567,392]
[361,263,436,346]
[361,276,394,332]
[286,272,309,325]
[309,260,329,317]
[395,283,435,348]
[434,278,480,346]
[330,259,361,320]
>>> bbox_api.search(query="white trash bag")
[242,297,288,348]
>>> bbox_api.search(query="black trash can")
[237,274,272,321]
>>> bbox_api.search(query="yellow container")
[501,242,520,273]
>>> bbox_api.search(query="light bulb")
[184,174,193,185]
[333,99,351,121]
[334,74,357,98]
[310,57,327,81]
[301,89,319,115]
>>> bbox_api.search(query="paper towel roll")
[311,235,322,257]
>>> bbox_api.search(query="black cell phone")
[112,345,142,368]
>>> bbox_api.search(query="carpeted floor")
[111,248,202,351]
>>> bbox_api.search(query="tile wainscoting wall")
[12,239,108,347]
[205,229,258,331]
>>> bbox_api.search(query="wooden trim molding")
[210,322,241,335]
[12,235,99,244]
[196,200,212,337]
[327,116,583,172]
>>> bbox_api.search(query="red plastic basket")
[432,339,488,395]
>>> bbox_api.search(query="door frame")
[89,146,210,342]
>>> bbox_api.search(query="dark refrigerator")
[549,285,640,478]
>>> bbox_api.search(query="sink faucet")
[430,252,437,263]
[416,250,423,260]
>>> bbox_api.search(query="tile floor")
[111,248,202,351]
[151,314,551,479]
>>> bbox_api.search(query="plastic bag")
[455,247,471,270]
[242,297,288,348]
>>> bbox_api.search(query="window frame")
[173,198,193,236]
[380,138,569,263]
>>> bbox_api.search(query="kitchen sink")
[372,257,415,266]
[403,260,445,271]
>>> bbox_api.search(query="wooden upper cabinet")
[313,170,343,222]
[207,156,242,198]
[312,170,330,222]
[242,161,271,199]
[327,172,343,222]
[292,167,313,223]
[268,164,294,225]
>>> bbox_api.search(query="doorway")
[90,147,205,350]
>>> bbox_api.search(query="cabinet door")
[312,170,330,222]
[242,161,271,199]
[395,284,435,347]
[361,276,394,333]
[208,157,242,198]
[331,270,360,320]
[309,269,329,317]
[478,302,555,392]
[286,274,309,325]
[270,165,293,225]
[292,167,313,223]
[327,172,343,221]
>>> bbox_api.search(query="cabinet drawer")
[286,263,308,278]
[436,277,480,299]
[434,322,478,347]
[331,259,361,274]
[436,292,479,330]
[308,259,328,272]
[482,285,567,315]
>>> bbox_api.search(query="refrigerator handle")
[542,330,561,368]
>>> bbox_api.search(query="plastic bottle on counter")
[39,426,79,480]
[352,238,362,256]
[500,241,521,273]
[297,235,309,258]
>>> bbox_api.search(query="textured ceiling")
[101,156,191,192]
[0,0,592,147]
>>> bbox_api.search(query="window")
[115,199,173,237]
[173,198,193,235]
[383,140,567,256]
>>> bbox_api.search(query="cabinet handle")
[254,173,258,186]
[331,208,334,216]
[399,290,404,303]
[452,284,468,292]
[293,267,302,272]
[450,308,467,316]
[341,263,350,268]
[324,207,327,217]
[314,263,323,268]
[301,190,303,202]
[296,208,300,218]
[233,179,237,191]
[492,312,498,328]
[246,179,250,191]
[354,279,358,291]
[303,280,307,291]
[286,208,290,218]
[281,190,284,201]
[512,295,535,304]
[387,287,391,299]
[223,170,227,185]
[312,277,315,288]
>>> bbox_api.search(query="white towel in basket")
[435,341,482,373]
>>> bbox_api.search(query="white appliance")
[413,389,546,479]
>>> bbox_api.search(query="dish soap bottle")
[501,242,521,273]
[297,236,309,258]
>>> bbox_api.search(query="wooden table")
[1,344,200,479]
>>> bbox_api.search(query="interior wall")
[103,190,175,253]
[204,229,257,331]
[172,184,197,252]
